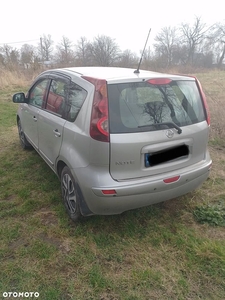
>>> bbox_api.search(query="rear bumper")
[74,154,212,216]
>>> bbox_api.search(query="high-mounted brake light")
[192,76,210,126]
[82,76,109,142]
[147,78,172,85]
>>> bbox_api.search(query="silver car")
[13,67,212,221]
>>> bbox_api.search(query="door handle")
[33,116,37,122]
[53,129,61,137]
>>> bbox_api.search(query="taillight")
[194,77,210,125]
[147,78,172,85]
[82,76,109,142]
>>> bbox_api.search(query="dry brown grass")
[0,69,26,88]
[0,68,38,89]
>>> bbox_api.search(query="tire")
[17,119,32,150]
[61,166,82,222]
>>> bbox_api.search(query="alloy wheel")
[62,173,77,214]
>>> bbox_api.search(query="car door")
[22,78,50,149]
[38,76,68,169]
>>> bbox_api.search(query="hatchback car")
[13,67,212,221]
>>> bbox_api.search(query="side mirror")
[13,92,27,103]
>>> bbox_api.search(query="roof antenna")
[134,28,151,74]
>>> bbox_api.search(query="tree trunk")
[218,43,225,69]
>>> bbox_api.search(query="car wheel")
[17,119,32,149]
[61,166,81,222]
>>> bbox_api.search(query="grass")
[0,71,225,299]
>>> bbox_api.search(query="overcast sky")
[1,0,225,54]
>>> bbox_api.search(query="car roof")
[47,67,193,82]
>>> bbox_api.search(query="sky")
[1,0,225,55]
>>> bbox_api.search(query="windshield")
[107,80,206,133]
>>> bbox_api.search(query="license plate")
[145,145,189,168]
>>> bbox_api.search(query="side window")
[45,79,66,116]
[29,79,49,107]
[65,83,87,122]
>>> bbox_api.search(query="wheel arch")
[16,114,20,124]
[57,160,93,217]
[57,160,67,179]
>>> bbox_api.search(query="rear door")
[107,78,209,180]
[38,76,68,168]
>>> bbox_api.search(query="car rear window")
[107,80,206,133]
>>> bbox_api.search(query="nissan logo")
[165,129,174,138]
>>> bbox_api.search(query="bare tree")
[75,36,92,66]
[117,49,138,68]
[55,36,75,66]
[20,44,37,68]
[0,53,4,67]
[154,26,179,67]
[207,23,225,68]
[180,16,209,65]
[0,44,20,70]
[39,34,54,61]
[89,35,120,66]
[0,45,10,67]
[142,46,153,70]
[144,101,167,124]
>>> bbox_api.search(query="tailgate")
[109,123,209,181]
[107,78,209,181]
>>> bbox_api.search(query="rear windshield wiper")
[138,122,182,134]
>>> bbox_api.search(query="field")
[0,69,225,299]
